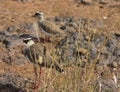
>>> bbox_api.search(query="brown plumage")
[33,11,66,37]
[38,20,65,37]
[25,43,44,65]
[23,38,64,72]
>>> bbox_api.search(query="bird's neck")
[26,40,35,47]
[38,15,44,22]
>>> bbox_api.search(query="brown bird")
[32,11,66,39]
[23,37,43,92]
[23,37,64,71]
[23,37,64,91]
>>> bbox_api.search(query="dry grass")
[0,0,120,92]
[31,11,120,91]
[34,28,113,92]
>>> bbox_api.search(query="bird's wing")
[39,21,64,35]
[27,44,44,64]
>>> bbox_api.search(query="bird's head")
[33,11,44,22]
[23,37,35,47]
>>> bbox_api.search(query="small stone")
[85,35,90,41]
[54,16,63,22]
[113,48,120,56]
[7,26,20,33]
[118,61,120,66]
[3,35,24,48]
[60,25,66,30]
[77,48,88,55]
[103,16,107,19]
[114,32,120,37]
[0,32,6,42]
[112,62,118,68]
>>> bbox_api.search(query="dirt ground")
[0,0,120,30]
[0,0,120,92]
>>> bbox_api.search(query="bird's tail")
[54,62,64,73]
[42,60,64,73]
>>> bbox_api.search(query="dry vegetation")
[0,0,120,92]
[37,23,119,92]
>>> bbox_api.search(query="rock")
[20,23,44,38]
[99,0,109,5]
[115,57,120,63]
[106,36,118,53]
[76,48,88,55]
[112,62,118,68]
[113,48,120,56]
[3,35,24,48]
[60,25,66,30]
[100,79,118,92]
[7,26,20,33]
[76,0,92,6]
[93,35,105,46]
[54,16,63,22]
[0,73,32,92]
[54,16,75,23]
[114,33,120,38]
[13,0,29,3]
[2,56,13,65]
[82,0,92,5]
[0,84,25,92]
[0,32,6,42]
[63,16,75,22]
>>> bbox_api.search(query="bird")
[23,37,43,92]
[22,37,64,91]
[32,11,66,42]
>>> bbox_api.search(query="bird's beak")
[32,14,37,17]
[32,12,43,17]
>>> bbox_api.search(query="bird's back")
[39,20,65,37]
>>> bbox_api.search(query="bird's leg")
[37,66,42,90]
[33,64,38,92]
[26,56,31,63]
